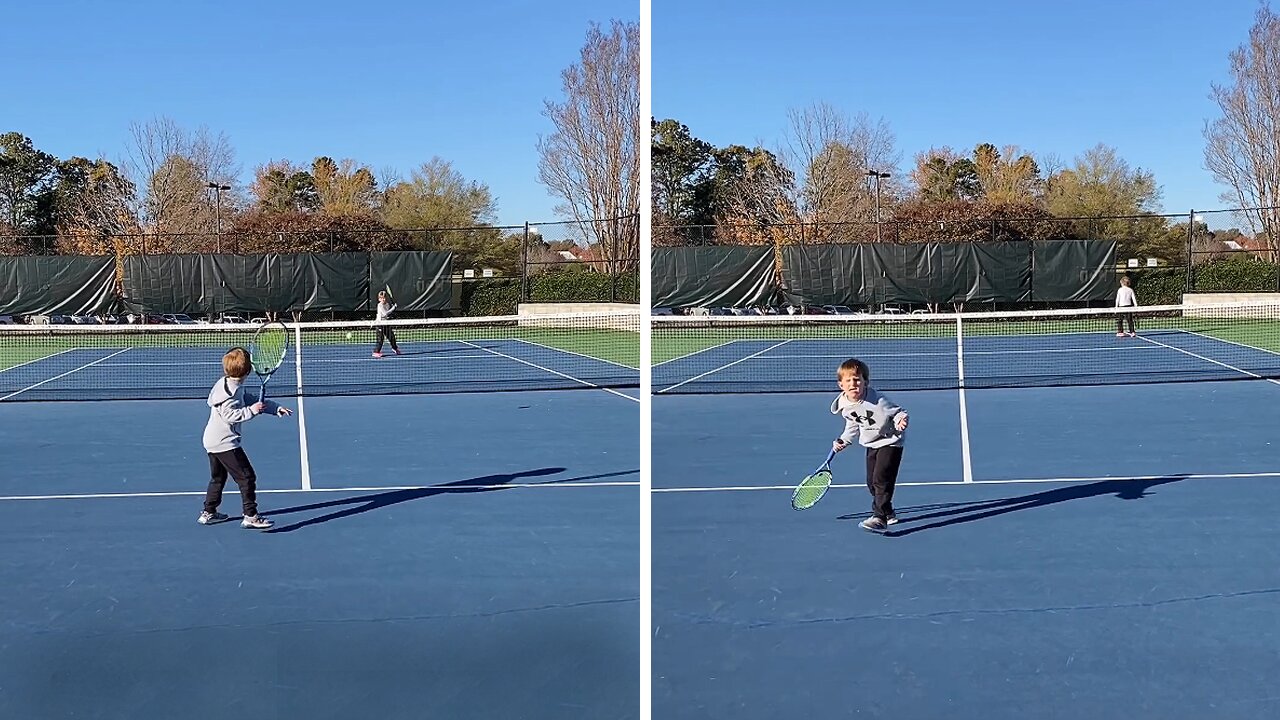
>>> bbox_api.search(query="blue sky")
[1,0,637,226]
[653,0,1264,228]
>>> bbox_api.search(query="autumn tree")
[538,20,639,271]
[1204,4,1280,259]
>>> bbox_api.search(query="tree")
[537,20,639,271]
[251,160,319,213]
[312,156,378,215]
[910,147,980,202]
[0,132,60,237]
[651,118,716,234]
[380,158,512,273]
[54,157,138,254]
[1204,5,1280,260]
[783,102,899,240]
[1045,144,1164,258]
[126,117,239,237]
[711,145,797,244]
[972,143,1042,204]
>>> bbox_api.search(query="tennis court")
[652,302,1280,720]
[0,312,640,719]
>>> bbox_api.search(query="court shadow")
[260,468,637,533]
[838,474,1189,537]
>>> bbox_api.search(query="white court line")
[761,345,1168,359]
[1175,328,1280,360]
[0,348,131,401]
[511,338,639,371]
[652,471,1280,493]
[1137,334,1280,386]
[652,339,743,367]
[657,339,792,393]
[0,480,640,502]
[457,340,638,403]
[0,347,84,375]
[956,318,973,483]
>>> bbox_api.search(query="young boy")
[372,290,401,358]
[1115,275,1138,337]
[199,347,293,529]
[831,358,909,533]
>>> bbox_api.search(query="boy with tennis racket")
[831,358,908,532]
[372,289,401,358]
[199,347,293,529]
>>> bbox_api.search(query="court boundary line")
[652,339,743,367]
[652,471,1280,493]
[1177,327,1280,360]
[0,347,83,375]
[0,480,640,502]
[511,337,639,371]
[1138,333,1280,386]
[656,339,792,393]
[457,340,638,402]
[0,348,131,401]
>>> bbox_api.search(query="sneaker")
[1116,332,1125,337]
[198,511,229,525]
[886,514,900,526]
[372,352,383,359]
[241,515,273,529]
[1128,332,1137,338]
[393,348,402,355]
[860,516,887,532]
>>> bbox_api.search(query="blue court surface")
[653,374,1280,719]
[0,387,639,719]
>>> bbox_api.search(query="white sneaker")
[241,515,273,529]
[860,516,887,532]
[886,514,900,526]
[198,511,229,525]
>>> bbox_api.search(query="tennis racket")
[384,284,394,301]
[791,449,837,510]
[248,320,289,402]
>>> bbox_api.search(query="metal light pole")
[866,170,891,242]
[207,182,231,253]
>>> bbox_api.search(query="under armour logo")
[846,409,877,427]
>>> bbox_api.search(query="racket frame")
[791,448,838,510]
[249,319,290,403]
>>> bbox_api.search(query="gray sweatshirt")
[202,376,280,453]
[831,388,908,449]
[376,300,397,323]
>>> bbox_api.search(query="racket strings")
[791,470,832,510]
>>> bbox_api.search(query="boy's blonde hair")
[837,358,869,382]
[1121,275,1131,286]
[223,347,251,378]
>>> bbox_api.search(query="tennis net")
[653,300,1280,394]
[0,310,640,402]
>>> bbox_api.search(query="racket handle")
[820,448,837,470]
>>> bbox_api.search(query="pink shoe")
[1128,332,1136,337]
[372,352,383,358]
[1116,332,1125,337]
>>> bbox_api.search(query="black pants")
[205,448,259,517]
[375,326,399,352]
[1116,313,1136,334]
[865,446,904,520]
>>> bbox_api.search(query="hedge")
[459,271,640,316]
[1126,255,1280,307]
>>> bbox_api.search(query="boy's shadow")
[260,467,636,533]
[837,474,1189,537]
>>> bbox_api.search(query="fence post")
[519,221,529,303]
[1185,209,1195,295]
